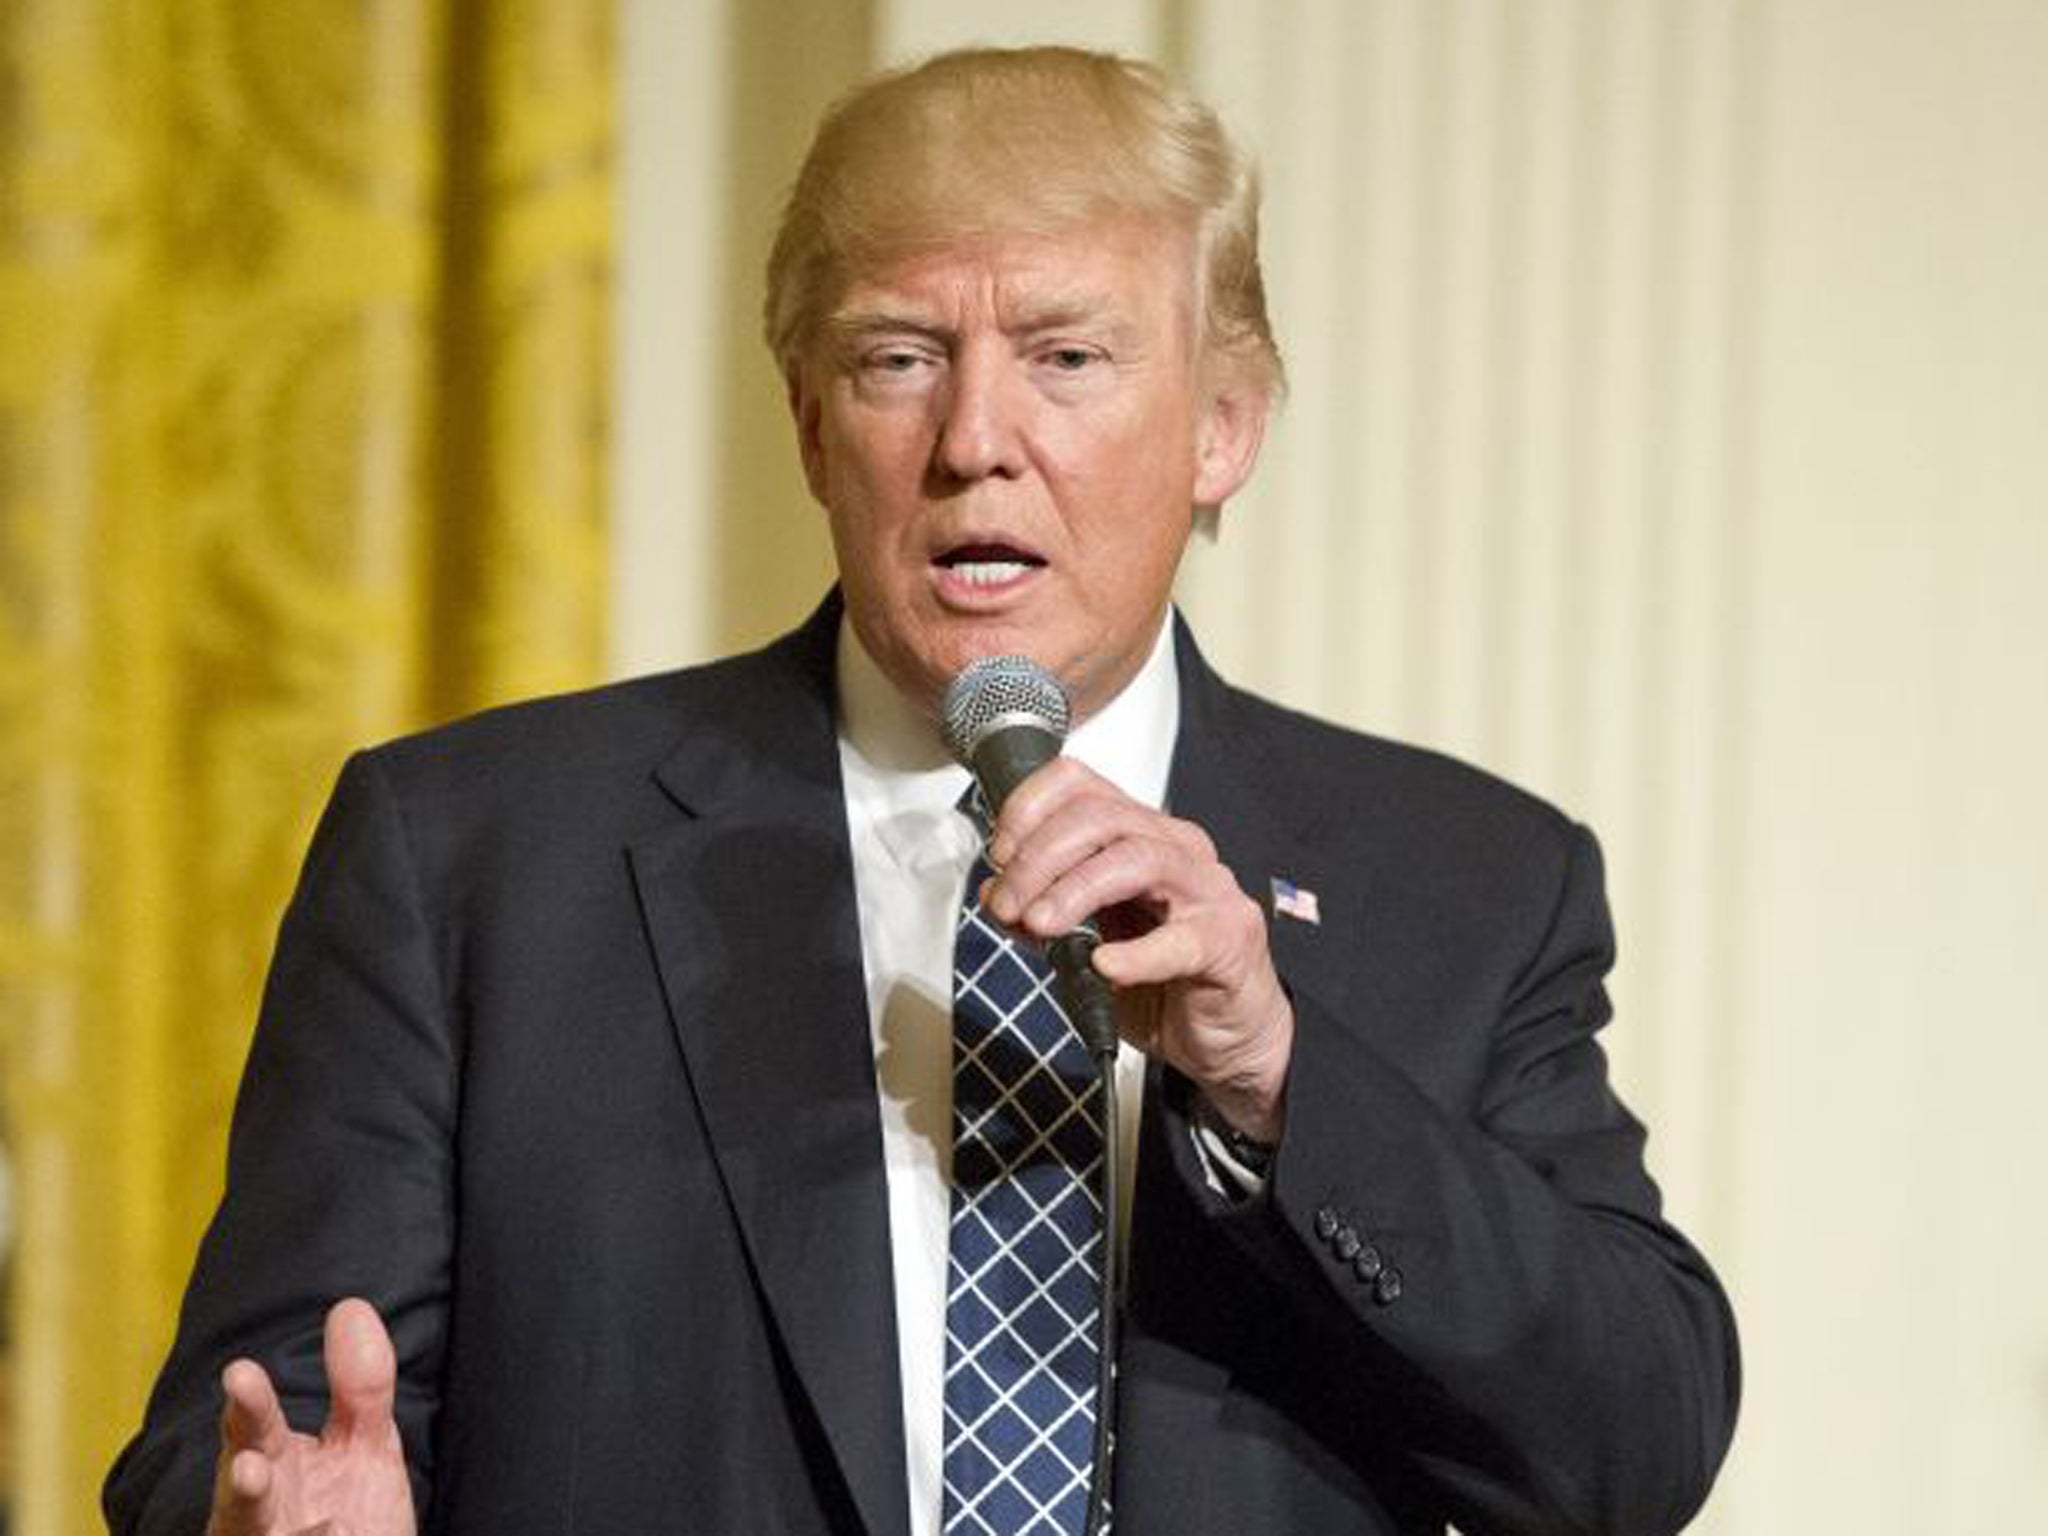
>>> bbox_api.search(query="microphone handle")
[967,721,1061,810]
[1049,926,1119,1059]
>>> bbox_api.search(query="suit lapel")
[628,603,911,1536]
[1164,618,1356,1027]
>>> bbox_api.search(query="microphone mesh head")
[941,655,1071,763]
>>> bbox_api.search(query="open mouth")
[934,542,1047,589]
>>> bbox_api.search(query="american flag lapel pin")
[1269,876,1321,926]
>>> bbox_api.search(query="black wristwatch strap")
[1196,1096,1278,1178]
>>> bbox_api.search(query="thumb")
[320,1297,398,1445]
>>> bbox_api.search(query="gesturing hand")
[980,757,1295,1143]
[208,1298,417,1536]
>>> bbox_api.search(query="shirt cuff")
[1188,1112,1273,1200]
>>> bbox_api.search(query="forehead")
[828,218,1197,335]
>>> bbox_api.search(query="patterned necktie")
[941,850,1105,1536]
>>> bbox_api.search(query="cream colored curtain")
[0,1,614,1528]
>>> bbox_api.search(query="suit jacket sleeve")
[104,750,453,1531]
[1167,818,1738,1536]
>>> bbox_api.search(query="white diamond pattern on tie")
[942,854,1104,1536]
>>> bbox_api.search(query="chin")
[934,623,1045,670]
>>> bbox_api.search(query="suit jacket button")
[1314,1206,1340,1240]
[1352,1244,1384,1282]
[1333,1226,1362,1262]
[1373,1267,1404,1307]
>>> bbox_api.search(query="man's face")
[789,217,1263,722]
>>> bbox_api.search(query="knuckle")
[1157,814,1214,858]
[1036,756,1090,799]
[1224,888,1267,945]
[1068,856,1120,912]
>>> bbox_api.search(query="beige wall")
[614,3,2048,1530]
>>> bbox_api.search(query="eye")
[865,346,928,374]
[1041,345,1101,373]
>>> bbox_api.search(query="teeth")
[951,560,1032,587]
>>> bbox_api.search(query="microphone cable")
[1049,933,1121,1536]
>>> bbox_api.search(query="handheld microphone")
[940,655,1119,1060]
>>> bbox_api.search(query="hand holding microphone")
[941,655,1295,1144]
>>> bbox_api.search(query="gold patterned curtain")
[0,1,614,1529]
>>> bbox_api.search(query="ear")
[787,361,830,506]
[1192,380,1269,511]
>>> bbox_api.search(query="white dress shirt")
[835,613,1177,1536]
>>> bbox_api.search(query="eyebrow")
[1006,294,1125,334]
[821,312,946,344]
[823,296,1143,348]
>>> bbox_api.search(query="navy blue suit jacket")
[108,595,1737,1534]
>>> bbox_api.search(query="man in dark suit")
[107,46,1738,1536]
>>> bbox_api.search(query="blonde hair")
[763,46,1283,400]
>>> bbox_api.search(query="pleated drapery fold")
[0,3,615,1527]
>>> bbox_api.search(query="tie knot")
[957,779,994,842]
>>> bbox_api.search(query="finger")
[986,757,1107,864]
[1020,840,1168,937]
[1008,824,1228,940]
[206,1445,277,1536]
[988,815,1127,926]
[989,800,1188,925]
[228,1447,274,1502]
[220,1358,290,1458]
[1092,918,1207,987]
[1095,884,1275,991]
[321,1297,398,1445]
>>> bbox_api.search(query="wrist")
[1201,993,1293,1144]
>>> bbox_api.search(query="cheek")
[1090,427,1199,539]
[1092,452,1200,593]
[1059,414,1180,503]
[826,412,930,514]
[822,487,932,615]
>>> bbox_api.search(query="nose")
[932,343,1026,483]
